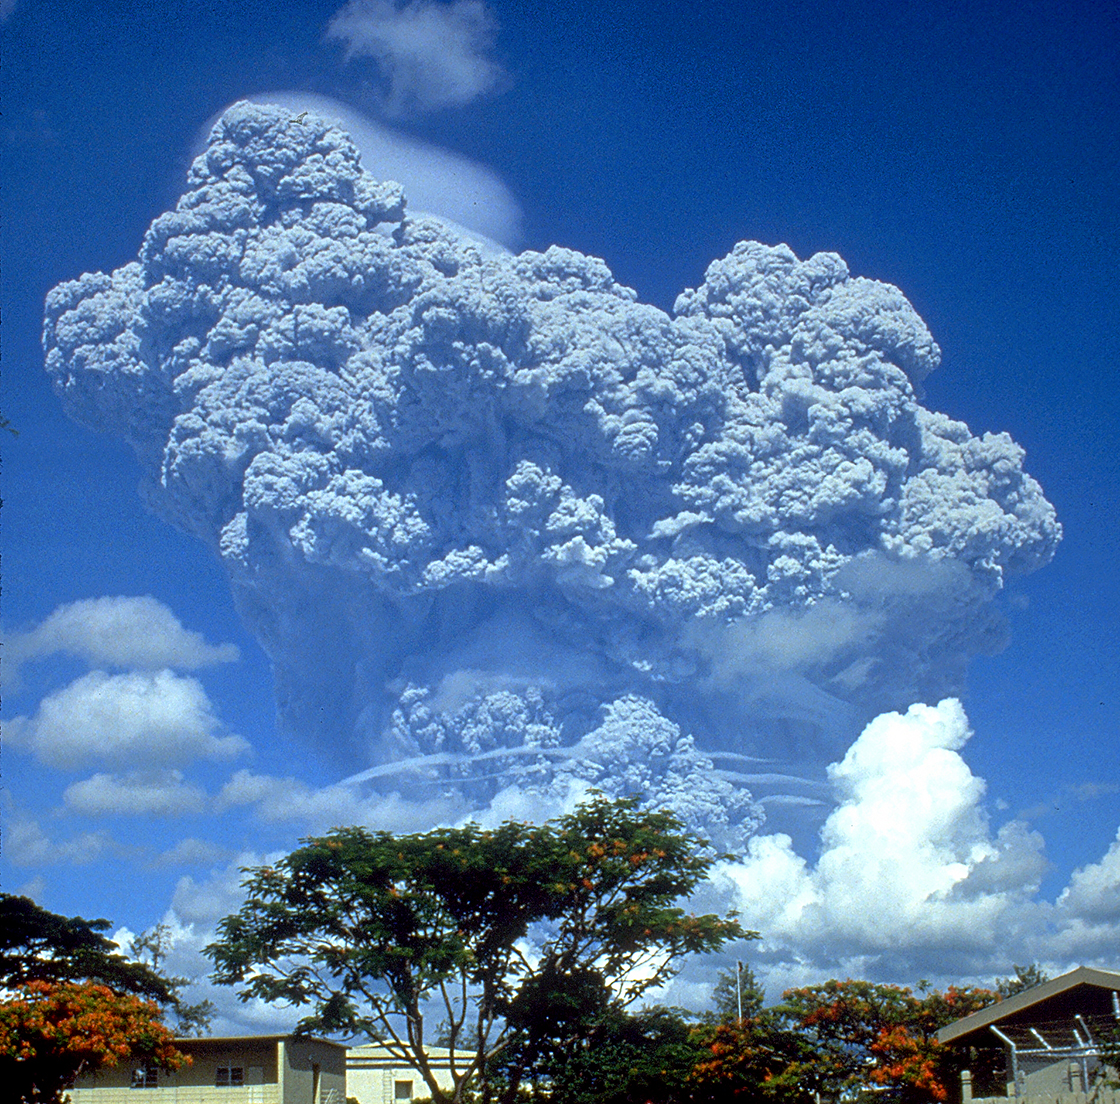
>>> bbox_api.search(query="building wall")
[972,1094,1120,1104]
[69,1086,279,1104]
[281,1037,348,1104]
[70,1037,346,1104]
[347,1044,457,1104]
[71,1038,281,1104]
[1016,1054,1099,1097]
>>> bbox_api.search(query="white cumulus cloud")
[1058,827,1120,922]
[5,595,239,683]
[154,837,231,867]
[325,0,508,117]
[64,770,208,817]
[1046,828,1120,960]
[6,669,248,769]
[721,700,1050,975]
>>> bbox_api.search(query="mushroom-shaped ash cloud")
[44,102,1060,845]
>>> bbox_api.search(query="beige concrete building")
[346,1043,458,1104]
[70,1034,347,1104]
[937,966,1120,1104]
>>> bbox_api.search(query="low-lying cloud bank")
[43,101,1061,851]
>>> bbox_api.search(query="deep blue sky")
[2,0,1117,1001]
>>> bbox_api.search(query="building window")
[394,1080,413,1100]
[216,1067,245,1087]
[131,1066,158,1089]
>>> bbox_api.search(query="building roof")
[937,966,1120,1046]
[170,1034,346,1050]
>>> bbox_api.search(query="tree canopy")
[0,895,207,1102]
[690,978,1000,1103]
[0,980,187,1104]
[0,894,211,1035]
[0,895,173,1004]
[995,963,1050,998]
[206,794,750,1104]
[535,1004,701,1104]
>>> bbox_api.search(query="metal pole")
[1070,1022,1094,1096]
[991,1026,1020,1099]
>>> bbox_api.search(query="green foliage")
[536,1005,702,1104]
[0,895,173,1005]
[995,963,1050,998]
[1093,1018,1120,1091]
[690,1014,817,1103]
[702,963,766,1024]
[772,979,999,1103]
[206,794,749,1104]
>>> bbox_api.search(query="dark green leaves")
[205,795,748,1104]
[0,894,174,1005]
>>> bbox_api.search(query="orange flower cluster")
[0,980,188,1100]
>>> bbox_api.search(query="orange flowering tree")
[0,979,188,1104]
[689,1015,817,1103]
[777,979,998,1102]
[207,794,750,1104]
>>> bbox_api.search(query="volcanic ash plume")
[43,102,1060,844]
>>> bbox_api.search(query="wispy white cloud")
[325,0,508,118]
[64,770,208,817]
[16,875,47,900]
[153,837,231,867]
[6,595,239,684]
[216,768,462,832]
[5,669,248,769]
[170,853,271,929]
[4,811,113,867]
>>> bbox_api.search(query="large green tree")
[533,1005,702,1104]
[206,795,749,1104]
[0,895,172,1003]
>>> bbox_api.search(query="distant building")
[937,966,1120,1104]
[346,1042,457,1104]
[69,1034,347,1104]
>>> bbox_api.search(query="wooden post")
[962,1068,973,1104]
